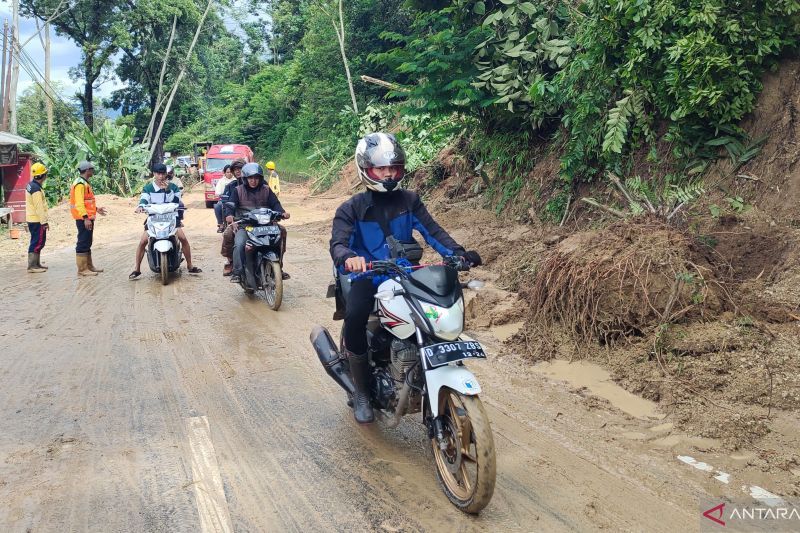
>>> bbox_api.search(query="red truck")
[203,144,255,208]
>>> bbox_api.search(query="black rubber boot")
[347,351,375,424]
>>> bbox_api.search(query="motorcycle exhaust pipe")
[310,326,355,395]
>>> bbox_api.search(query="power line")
[9,38,84,131]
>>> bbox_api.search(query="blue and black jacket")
[330,189,464,268]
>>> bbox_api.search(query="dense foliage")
[17,0,800,207]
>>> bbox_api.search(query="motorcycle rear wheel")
[258,260,283,310]
[160,251,169,285]
[432,388,496,514]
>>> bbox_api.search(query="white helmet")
[355,132,406,193]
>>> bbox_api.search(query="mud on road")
[0,187,785,531]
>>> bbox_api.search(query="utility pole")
[9,0,19,134]
[0,21,7,126]
[2,20,12,131]
[45,22,52,135]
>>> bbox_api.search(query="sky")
[0,1,259,114]
[0,3,125,105]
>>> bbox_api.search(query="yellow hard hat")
[31,162,48,178]
[266,161,276,171]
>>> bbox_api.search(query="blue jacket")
[330,189,464,268]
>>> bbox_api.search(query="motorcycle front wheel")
[258,260,283,310]
[432,388,496,514]
[160,251,169,285]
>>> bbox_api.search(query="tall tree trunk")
[82,54,94,129]
[149,0,212,161]
[331,0,358,114]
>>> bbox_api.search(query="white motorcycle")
[310,255,496,513]
[144,203,182,285]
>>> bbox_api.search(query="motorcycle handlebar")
[348,257,470,281]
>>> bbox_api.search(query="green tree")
[21,0,124,128]
[16,83,81,146]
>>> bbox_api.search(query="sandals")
[129,271,141,280]
[187,266,202,274]
[282,272,291,280]
[216,225,224,233]
[223,263,233,276]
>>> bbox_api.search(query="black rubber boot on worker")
[347,350,374,424]
[27,253,46,273]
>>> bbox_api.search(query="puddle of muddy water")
[492,321,524,342]
[534,359,661,419]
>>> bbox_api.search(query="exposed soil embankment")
[401,61,800,494]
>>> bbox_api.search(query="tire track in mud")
[1,190,709,531]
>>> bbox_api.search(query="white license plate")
[424,341,486,367]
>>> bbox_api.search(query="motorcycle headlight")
[255,214,271,225]
[423,297,464,341]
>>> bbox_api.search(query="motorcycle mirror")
[467,280,485,290]
[374,289,400,301]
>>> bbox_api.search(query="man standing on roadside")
[70,161,108,276]
[25,162,50,273]
[266,161,280,196]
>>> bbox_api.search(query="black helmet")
[242,162,264,179]
[355,132,406,193]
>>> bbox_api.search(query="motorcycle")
[144,203,183,285]
[230,206,285,309]
[310,256,496,514]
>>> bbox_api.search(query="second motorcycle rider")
[329,132,482,424]
[225,162,291,283]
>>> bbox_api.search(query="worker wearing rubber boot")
[25,162,49,273]
[70,161,107,276]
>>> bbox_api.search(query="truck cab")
[202,144,255,208]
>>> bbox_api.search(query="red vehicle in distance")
[203,144,255,208]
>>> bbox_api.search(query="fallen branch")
[580,197,626,218]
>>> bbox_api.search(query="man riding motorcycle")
[129,163,202,279]
[220,159,246,275]
[329,132,482,424]
[225,162,291,283]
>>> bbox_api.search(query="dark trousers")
[75,219,94,253]
[343,278,377,354]
[27,222,47,253]
[232,228,249,275]
[213,202,224,225]
[232,225,289,273]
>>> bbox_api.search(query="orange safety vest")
[69,177,97,220]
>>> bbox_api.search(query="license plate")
[248,225,280,236]
[423,341,486,368]
[150,214,174,222]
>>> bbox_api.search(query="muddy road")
[0,188,761,531]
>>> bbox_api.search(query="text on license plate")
[247,225,280,236]
[424,341,486,367]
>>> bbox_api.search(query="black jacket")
[330,189,464,268]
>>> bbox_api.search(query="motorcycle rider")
[225,162,291,284]
[220,159,246,274]
[213,164,234,232]
[329,132,481,424]
[129,163,202,280]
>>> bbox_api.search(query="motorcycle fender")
[154,240,173,253]
[263,251,279,262]
[425,365,482,418]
